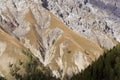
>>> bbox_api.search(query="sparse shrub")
[9,50,60,80]
[68,50,71,54]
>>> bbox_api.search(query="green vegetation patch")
[0,76,6,80]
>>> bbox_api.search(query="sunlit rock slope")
[0,0,108,79]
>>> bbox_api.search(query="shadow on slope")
[89,0,120,18]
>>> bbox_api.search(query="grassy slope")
[49,12,103,69]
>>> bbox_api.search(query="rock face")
[44,0,120,49]
[0,0,118,79]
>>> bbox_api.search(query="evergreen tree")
[71,44,120,80]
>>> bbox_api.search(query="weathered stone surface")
[45,0,120,49]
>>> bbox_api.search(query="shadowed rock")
[89,0,120,18]
[41,0,49,10]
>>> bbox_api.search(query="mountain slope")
[0,0,103,79]
[0,28,58,80]
[71,44,120,80]
[48,12,103,78]
[45,0,119,49]
[0,28,28,79]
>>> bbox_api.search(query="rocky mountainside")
[44,0,120,49]
[0,0,119,80]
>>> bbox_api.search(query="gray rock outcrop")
[44,0,120,49]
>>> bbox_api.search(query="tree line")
[71,44,120,80]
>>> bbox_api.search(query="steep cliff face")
[0,0,109,79]
[44,0,120,49]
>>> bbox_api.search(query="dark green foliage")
[71,44,120,80]
[0,76,6,80]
